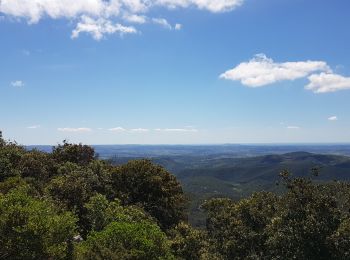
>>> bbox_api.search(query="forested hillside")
[2,131,350,259]
[109,152,350,226]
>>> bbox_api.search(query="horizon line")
[25,142,350,146]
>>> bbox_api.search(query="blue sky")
[1,0,350,145]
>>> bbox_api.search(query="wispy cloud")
[21,49,30,56]
[155,128,198,132]
[152,18,172,30]
[108,127,127,132]
[27,125,41,129]
[130,128,149,133]
[328,116,338,121]
[286,126,300,130]
[11,80,25,87]
[58,127,92,132]
[71,16,137,40]
[0,0,243,40]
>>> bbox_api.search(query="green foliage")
[266,177,341,259]
[47,163,97,210]
[203,192,278,259]
[84,193,152,232]
[0,187,77,259]
[18,150,56,181]
[76,220,174,260]
[111,159,187,230]
[169,222,218,260]
[203,173,350,259]
[0,131,5,147]
[3,131,350,259]
[0,176,29,194]
[0,140,26,182]
[328,218,350,258]
[80,194,174,259]
[52,140,96,165]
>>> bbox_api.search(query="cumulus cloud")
[0,0,104,24]
[328,116,338,121]
[27,125,41,129]
[0,0,243,39]
[220,54,350,94]
[58,127,92,132]
[11,80,25,87]
[305,73,350,93]
[220,54,330,87]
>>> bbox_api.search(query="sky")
[1,0,350,145]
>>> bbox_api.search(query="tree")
[84,193,153,232]
[328,218,350,258]
[168,222,218,260]
[76,213,174,259]
[0,131,5,147]
[0,187,77,259]
[0,138,26,182]
[52,140,96,166]
[203,192,278,259]
[111,160,187,230]
[266,177,341,260]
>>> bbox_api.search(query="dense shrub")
[0,187,77,259]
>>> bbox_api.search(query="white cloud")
[152,18,172,29]
[0,0,244,39]
[152,18,182,30]
[58,127,92,132]
[220,54,331,87]
[108,127,127,132]
[328,116,338,121]
[71,16,137,40]
[155,128,198,132]
[287,126,300,130]
[305,73,350,93]
[123,14,147,24]
[192,0,243,12]
[11,80,25,87]
[27,125,41,129]
[130,128,149,132]
[0,0,104,24]
[155,0,243,12]
[174,23,182,30]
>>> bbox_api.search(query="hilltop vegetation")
[2,131,350,259]
[109,152,350,226]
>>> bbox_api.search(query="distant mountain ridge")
[175,152,350,183]
[27,144,350,158]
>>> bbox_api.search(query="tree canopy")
[1,131,350,259]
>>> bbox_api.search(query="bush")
[111,159,187,230]
[0,187,77,259]
[76,220,174,260]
